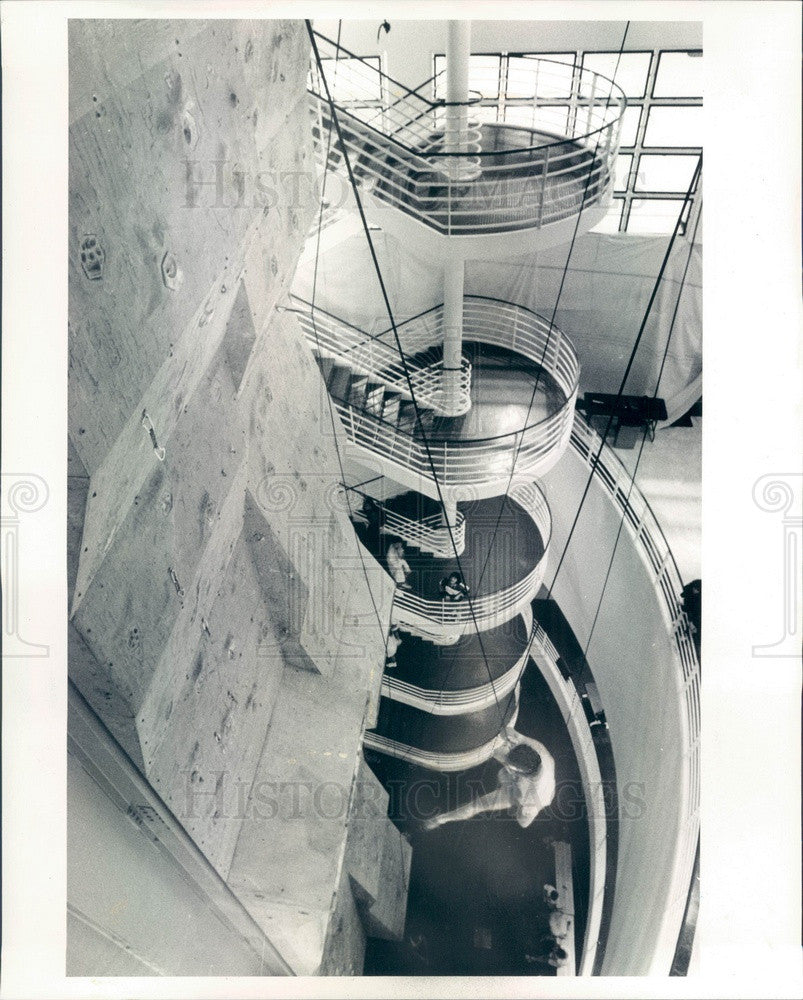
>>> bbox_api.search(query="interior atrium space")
[56,11,708,983]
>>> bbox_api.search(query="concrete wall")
[541,444,691,975]
[68,19,402,976]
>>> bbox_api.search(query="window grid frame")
[431,46,702,234]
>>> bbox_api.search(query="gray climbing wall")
[68,19,402,976]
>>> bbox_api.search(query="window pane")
[627,198,686,234]
[636,154,698,193]
[518,52,576,65]
[324,57,381,104]
[502,104,569,136]
[591,198,624,233]
[508,54,575,99]
[434,54,500,99]
[469,55,501,99]
[581,51,652,98]
[644,105,703,147]
[474,104,499,124]
[653,50,703,98]
[618,104,642,147]
[614,154,632,192]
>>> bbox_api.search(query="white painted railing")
[392,482,551,636]
[363,730,502,773]
[380,505,466,558]
[291,297,472,416]
[364,693,520,772]
[381,611,532,714]
[326,297,579,491]
[309,32,624,236]
[569,414,700,960]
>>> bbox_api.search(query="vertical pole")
[440,495,464,556]
[445,20,471,155]
[442,256,465,415]
[441,497,458,530]
[441,23,470,416]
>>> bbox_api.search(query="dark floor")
[354,491,544,603]
[374,688,518,754]
[364,653,590,976]
[425,343,565,442]
[390,614,530,689]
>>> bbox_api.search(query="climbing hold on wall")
[198,296,216,327]
[161,251,183,291]
[141,410,166,461]
[181,107,198,149]
[168,566,184,597]
[79,235,105,280]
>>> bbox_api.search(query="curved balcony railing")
[569,414,700,961]
[309,31,625,237]
[399,295,580,415]
[307,296,578,491]
[381,609,532,714]
[392,482,551,635]
[364,690,520,772]
[290,296,472,416]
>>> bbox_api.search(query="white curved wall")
[541,428,698,975]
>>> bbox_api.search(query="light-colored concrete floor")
[616,418,702,584]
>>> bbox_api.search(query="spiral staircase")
[300,25,700,977]
[301,27,610,775]
[308,32,625,260]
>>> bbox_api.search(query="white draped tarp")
[293,225,702,421]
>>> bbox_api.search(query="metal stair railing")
[308,31,625,236]
[307,296,579,489]
[380,614,533,714]
[290,296,472,416]
[344,484,466,558]
[380,506,465,558]
[391,482,552,633]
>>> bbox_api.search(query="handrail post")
[442,257,465,415]
[537,145,550,228]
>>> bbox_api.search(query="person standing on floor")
[385,625,402,669]
[386,540,412,589]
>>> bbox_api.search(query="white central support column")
[445,20,471,157]
[439,496,465,556]
[442,256,465,416]
[441,497,458,530]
